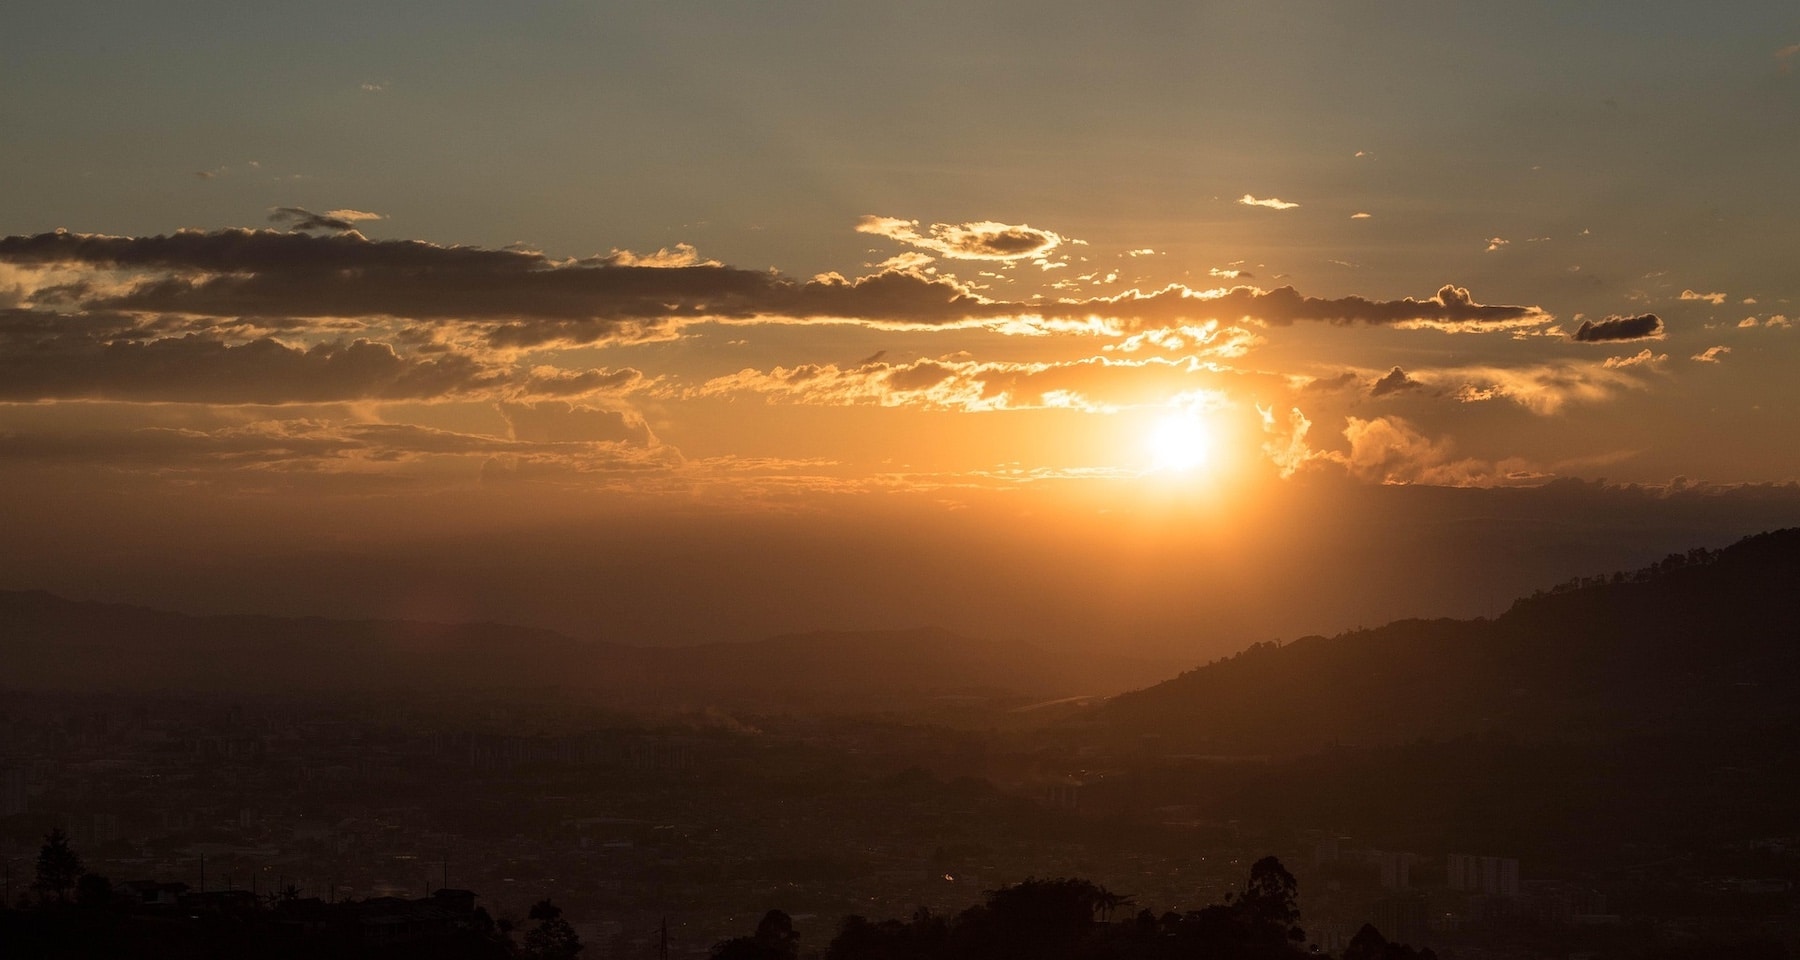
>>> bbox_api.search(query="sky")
[3,2,1799,654]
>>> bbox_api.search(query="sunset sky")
[4,2,1799,653]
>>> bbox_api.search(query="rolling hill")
[1093,528,1800,755]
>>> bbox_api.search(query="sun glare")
[1146,412,1213,473]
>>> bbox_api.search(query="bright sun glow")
[1146,412,1213,473]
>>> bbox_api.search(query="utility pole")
[660,916,670,960]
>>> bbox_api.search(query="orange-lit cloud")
[1602,349,1667,369]
[0,418,675,477]
[855,216,1068,261]
[1435,361,1650,415]
[684,354,1241,415]
[1238,195,1299,210]
[1335,416,1532,486]
[1257,404,1321,479]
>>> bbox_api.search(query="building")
[1447,853,1519,896]
[1371,891,1431,946]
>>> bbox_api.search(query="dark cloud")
[0,230,1550,345]
[515,367,645,398]
[0,318,505,404]
[855,216,1067,260]
[0,308,646,405]
[1155,283,1548,331]
[1571,314,1665,343]
[1369,366,1424,397]
[268,207,385,233]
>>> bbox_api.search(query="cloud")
[1395,359,1653,415]
[0,230,1552,349]
[1107,321,1261,358]
[0,308,646,405]
[514,366,646,399]
[269,207,387,233]
[1036,283,1549,335]
[0,418,671,479]
[1368,366,1423,397]
[1570,314,1664,343]
[1486,237,1509,252]
[1258,405,1322,479]
[855,216,1067,260]
[1778,42,1800,71]
[1336,417,1532,487]
[1679,289,1728,305]
[1691,345,1731,363]
[1602,349,1667,369]
[684,353,1248,415]
[1350,212,1372,219]
[601,243,717,268]
[498,400,654,444]
[1238,195,1299,210]
[0,323,503,404]
[1298,371,1361,393]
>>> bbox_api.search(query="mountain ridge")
[1092,527,1800,755]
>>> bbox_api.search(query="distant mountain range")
[1093,528,1800,756]
[10,528,1799,735]
[0,591,1177,709]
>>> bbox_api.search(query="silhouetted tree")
[33,828,83,902]
[1238,855,1303,943]
[1344,923,1437,960]
[948,878,1106,960]
[827,909,947,960]
[522,899,583,960]
[713,909,800,960]
[1094,885,1135,921]
[74,872,113,908]
[823,858,1315,960]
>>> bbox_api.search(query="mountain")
[1092,528,1800,756]
[0,591,1173,708]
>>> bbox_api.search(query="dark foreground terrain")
[7,530,1800,958]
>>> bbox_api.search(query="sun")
[1146,412,1213,473]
